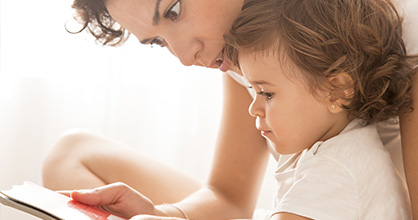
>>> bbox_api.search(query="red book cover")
[0,182,128,220]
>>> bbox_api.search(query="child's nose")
[249,98,265,118]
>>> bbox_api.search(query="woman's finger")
[70,182,130,206]
[130,215,184,220]
[56,190,72,197]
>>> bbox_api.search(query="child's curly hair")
[69,0,128,46]
[224,0,418,123]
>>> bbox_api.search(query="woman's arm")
[173,73,270,219]
[400,67,418,219]
[65,73,270,219]
[270,213,311,220]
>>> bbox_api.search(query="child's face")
[240,52,343,154]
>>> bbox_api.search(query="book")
[0,182,128,220]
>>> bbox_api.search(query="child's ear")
[327,72,354,113]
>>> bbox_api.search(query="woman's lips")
[215,58,223,67]
[217,56,231,72]
[214,48,232,72]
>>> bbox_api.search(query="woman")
[42,0,418,219]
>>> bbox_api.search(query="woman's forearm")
[173,186,251,219]
[155,74,271,220]
[400,67,418,219]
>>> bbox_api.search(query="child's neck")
[319,115,352,143]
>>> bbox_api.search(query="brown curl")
[225,0,418,123]
[68,0,129,46]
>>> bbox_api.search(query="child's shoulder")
[316,119,382,159]
[305,120,391,178]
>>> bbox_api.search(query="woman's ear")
[327,72,354,113]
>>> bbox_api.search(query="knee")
[42,129,96,183]
[46,129,95,158]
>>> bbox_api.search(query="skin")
[240,52,350,155]
[239,51,349,220]
[400,68,418,219]
[47,72,270,220]
[41,0,418,219]
[44,1,270,219]
[105,0,241,69]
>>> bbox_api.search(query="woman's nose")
[249,98,265,118]
[167,38,202,67]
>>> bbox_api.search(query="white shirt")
[271,120,410,219]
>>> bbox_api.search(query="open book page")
[0,182,127,220]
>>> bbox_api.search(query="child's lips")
[257,127,272,138]
[260,130,272,137]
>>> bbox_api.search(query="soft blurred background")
[0,0,275,219]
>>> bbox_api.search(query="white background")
[0,0,275,219]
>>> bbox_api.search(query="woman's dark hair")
[225,0,418,123]
[69,0,128,46]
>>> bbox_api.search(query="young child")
[225,0,418,219]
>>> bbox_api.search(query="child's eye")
[257,91,274,100]
[150,36,165,47]
[165,0,181,21]
[265,92,274,100]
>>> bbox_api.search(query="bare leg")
[42,130,201,204]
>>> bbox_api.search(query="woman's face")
[105,0,244,72]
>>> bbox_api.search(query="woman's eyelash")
[148,0,181,48]
[150,37,165,47]
[165,0,181,21]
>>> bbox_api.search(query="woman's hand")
[130,215,184,220]
[70,182,156,219]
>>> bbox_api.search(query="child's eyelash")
[257,91,274,100]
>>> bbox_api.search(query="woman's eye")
[150,36,165,47]
[165,0,181,21]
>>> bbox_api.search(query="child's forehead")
[240,50,302,79]
[238,47,292,69]
[239,48,319,91]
